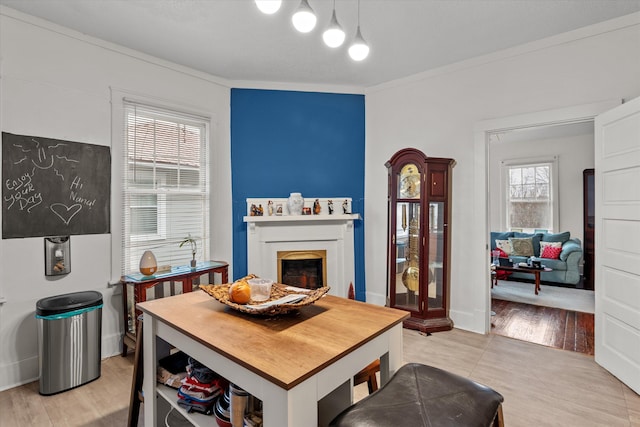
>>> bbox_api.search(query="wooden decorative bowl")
[200,275,330,316]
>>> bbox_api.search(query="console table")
[119,260,228,356]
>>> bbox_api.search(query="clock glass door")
[395,201,421,313]
[428,201,445,310]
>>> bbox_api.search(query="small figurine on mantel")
[342,199,350,214]
[268,200,273,216]
[313,199,321,215]
[250,204,264,216]
[328,200,334,215]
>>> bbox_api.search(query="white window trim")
[500,155,559,233]
[109,88,214,282]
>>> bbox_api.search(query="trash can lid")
[36,291,103,316]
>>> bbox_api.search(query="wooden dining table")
[138,289,409,427]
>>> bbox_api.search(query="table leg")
[183,278,193,293]
[142,316,158,427]
[133,285,147,340]
[535,272,541,295]
[121,283,129,357]
[262,381,317,427]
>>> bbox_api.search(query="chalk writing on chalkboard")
[2,132,111,239]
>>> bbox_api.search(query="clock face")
[400,164,420,198]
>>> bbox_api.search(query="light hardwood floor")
[1,328,639,426]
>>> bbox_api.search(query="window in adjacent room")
[122,101,210,274]
[502,158,558,233]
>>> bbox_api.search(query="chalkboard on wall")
[2,132,111,239]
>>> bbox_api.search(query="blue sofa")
[490,231,583,285]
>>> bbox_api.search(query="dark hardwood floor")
[491,298,594,355]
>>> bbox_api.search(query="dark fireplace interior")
[281,258,324,289]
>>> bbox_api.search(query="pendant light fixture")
[255,0,371,63]
[255,0,282,15]
[322,0,345,48]
[348,0,369,61]
[292,0,317,33]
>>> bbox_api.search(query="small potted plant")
[179,234,198,268]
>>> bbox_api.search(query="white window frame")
[500,156,559,233]
[110,90,212,279]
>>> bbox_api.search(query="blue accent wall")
[231,89,366,300]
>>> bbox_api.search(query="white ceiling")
[2,0,640,88]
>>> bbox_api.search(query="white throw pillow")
[495,239,512,255]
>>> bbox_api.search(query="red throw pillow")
[541,245,562,259]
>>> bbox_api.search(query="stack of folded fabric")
[157,351,189,389]
[177,357,227,415]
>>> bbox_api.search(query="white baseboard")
[0,332,124,392]
[0,355,38,392]
[449,308,487,335]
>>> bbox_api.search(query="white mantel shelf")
[243,214,361,223]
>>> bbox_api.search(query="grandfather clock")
[386,148,454,333]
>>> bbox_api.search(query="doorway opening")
[473,101,616,342]
[487,121,596,353]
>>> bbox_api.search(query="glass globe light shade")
[139,250,157,276]
[322,10,345,48]
[255,0,281,15]
[292,0,317,33]
[348,27,369,61]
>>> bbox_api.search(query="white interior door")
[594,96,640,394]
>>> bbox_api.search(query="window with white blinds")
[122,101,210,274]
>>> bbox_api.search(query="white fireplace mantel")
[244,213,361,227]
[244,198,361,298]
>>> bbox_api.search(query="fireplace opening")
[277,250,327,289]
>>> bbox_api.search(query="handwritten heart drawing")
[50,203,82,225]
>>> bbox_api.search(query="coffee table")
[492,264,552,295]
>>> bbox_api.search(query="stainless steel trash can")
[36,290,103,395]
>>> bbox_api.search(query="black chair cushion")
[330,363,504,427]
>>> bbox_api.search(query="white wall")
[488,129,595,242]
[0,8,232,391]
[364,14,640,333]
